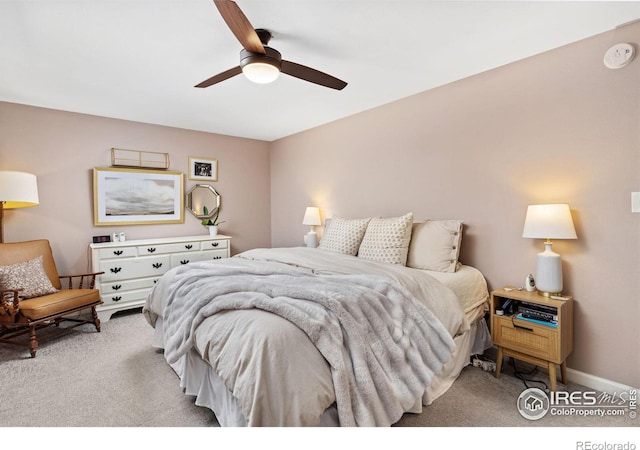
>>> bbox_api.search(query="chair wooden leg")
[29,325,38,358]
[92,306,101,332]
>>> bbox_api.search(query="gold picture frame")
[189,157,218,181]
[93,167,184,226]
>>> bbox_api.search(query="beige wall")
[1,22,638,389]
[270,22,640,387]
[0,102,271,274]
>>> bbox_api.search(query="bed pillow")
[0,255,58,299]
[357,212,414,265]
[318,217,371,256]
[406,220,463,272]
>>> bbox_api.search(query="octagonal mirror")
[186,184,221,219]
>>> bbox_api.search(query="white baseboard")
[567,368,638,394]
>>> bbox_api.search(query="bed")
[143,214,492,426]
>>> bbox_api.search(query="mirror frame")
[185,184,221,219]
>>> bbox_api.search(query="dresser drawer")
[100,255,171,281]
[102,288,152,306]
[171,249,228,266]
[97,246,137,259]
[100,277,159,295]
[200,239,228,250]
[492,316,559,362]
[136,241,202,256]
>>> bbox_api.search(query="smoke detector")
[603,43,635,69]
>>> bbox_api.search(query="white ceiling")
[1,1,639,142]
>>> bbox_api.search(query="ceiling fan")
[195,0,347,90]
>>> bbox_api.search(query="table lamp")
[302,206,321,248]
[522,204,577,296]
[522,204,578,297]
[0,171,39,243]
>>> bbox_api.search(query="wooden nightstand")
[490,288,574,391]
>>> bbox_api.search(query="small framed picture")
[189,157,218,181]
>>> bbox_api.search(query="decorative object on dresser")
[93,167,184,226]
[90,235,231,322]
[302,206,321,248]
[0,239,103,357]
[0,171,39,243]
[188,157,218,181]
[201,208,225,236]
[522,204,577,297]
[490,288,573,391]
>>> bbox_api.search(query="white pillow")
[358,212,414,265]
[318,217,371,256]
[406,220,463,272]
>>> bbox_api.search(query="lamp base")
[535,241,563,297]
[304,231,318,248]
[537,290,562,298]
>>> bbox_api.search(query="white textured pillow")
[318,217,371,255]
[0,255,58,299]
[358,212,414,265]
[407,220,463,272]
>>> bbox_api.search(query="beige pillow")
[406,220,463,272]
[0,255,58,299]
[358,212,414,265]
[318,217,371,256]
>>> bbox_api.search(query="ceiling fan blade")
[214,0,265,54]
[281,60,347,90]
[195,66,242,88]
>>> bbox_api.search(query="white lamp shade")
[302,207,321,226]
[0,171,39,208]
[242,62,280,84]
[522,204,577,239]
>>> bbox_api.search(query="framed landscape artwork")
[93,167,184,226]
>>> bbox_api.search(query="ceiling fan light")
[242,62,280,84]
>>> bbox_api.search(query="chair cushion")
[18,289,101,320]
[0,255,58,299]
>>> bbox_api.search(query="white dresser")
[90,234,231,322]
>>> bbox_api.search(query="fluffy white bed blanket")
[160,257,455,427]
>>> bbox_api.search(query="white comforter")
[144,247,467,427]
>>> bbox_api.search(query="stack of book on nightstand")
[516,302,558,328]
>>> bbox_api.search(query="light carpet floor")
[0,308,636,447]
